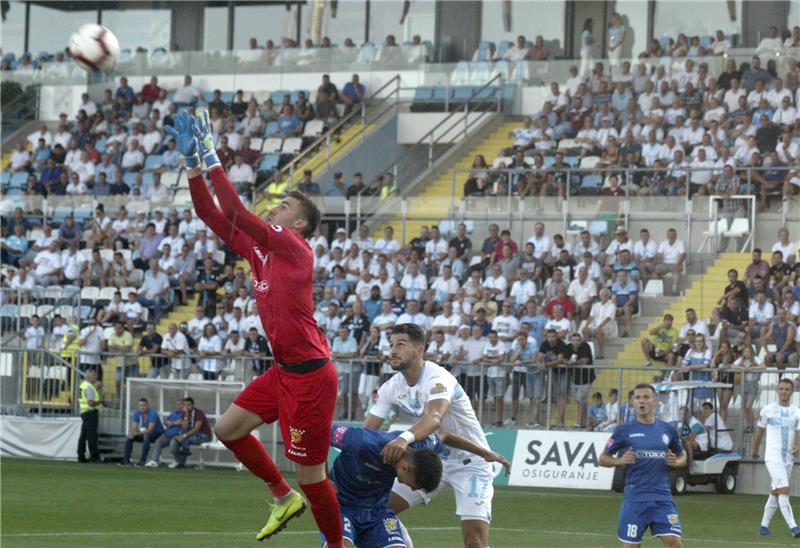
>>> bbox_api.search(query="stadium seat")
[264,121,279,137]
[0,172,10,185]
[123,172,138,188]
[80,287,99,305]
[641,280,664,298]
[56,305,74,319]
[262,138,283,155]
[258,154,280,172]
[472,41,494,62]
[470,61,492,85]
[451,61,471,85]
[493,156,512,168]
[44,286,63,304]
[723,217,749,241]
[10,172,28,189]
[698,218,729,252]
[580,156,601,169]
[220,92,234,104]
[62,285,80,301]
[281,138,302,155]
[271,90,290,104]
[36,304,53,320]
[249,137,264,151]
[78,305,94,321]
[161,171,179,187]
[580,174,604,192]
[173,189,191,206]
[0,304,18,330]
[494,41,513,60]
[303,120,324,139]
[144,154,163,171]
[99,249,114,263]
[588,220,608,237]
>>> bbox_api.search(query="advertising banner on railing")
[508,430,614,490]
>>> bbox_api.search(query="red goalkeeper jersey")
[188,169,329,365]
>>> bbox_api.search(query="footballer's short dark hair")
[408,448,443,492]
[634,383,656,394]
[392,323,426,347]
[288,190,321,238]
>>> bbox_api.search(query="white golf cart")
[611,380,742,495]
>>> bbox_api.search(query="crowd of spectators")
[464,49,800,212]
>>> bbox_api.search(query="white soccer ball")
[68,24,120,72]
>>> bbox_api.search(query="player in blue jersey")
[600,383,687,547]
[327,423,509,548]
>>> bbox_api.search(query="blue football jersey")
[604,419,683,501]
[329,424,442,508]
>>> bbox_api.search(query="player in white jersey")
[364,323,506,548]
[752,378,800,538]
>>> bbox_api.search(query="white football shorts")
[391,458,495,522]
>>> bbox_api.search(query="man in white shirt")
[655,228,686,295]
[172,75,201,105]
[374,226,401,257]
[228,155,255,186]
[33,241,63,284]
[400,262,427,302]
[431,300,461,342]
[121,140,145,171]
[373,300,398,332]
[424,225,449,264]
[158,225,185,260]
[633,228,658,283]
[482,264,508,302]
[756,25,783,51]
[772,96,797,128]
[579,288,617,359]
[9,142,31,172]
[430,265,458,305]
[395,299,432,334]
[543,82,568,114]
[482,330,508,426]
[679,308,710,342]
[509,268,537,311]
[751,378,800,537]
[161,323,190,378]
[527,222,551,262]
[748,291,775,350]
[701,402,733,451]
[567,267,597,320]
[503,35,530,61]
[491,300,520,350]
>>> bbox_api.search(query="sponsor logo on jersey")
[635,449,666,459]
[289,426,305,446]
[667,513,679,525]
[383,518,399,532]
[253,247,269,267]
[628,433,645,438]
[253,279,270,293]
[430,383,447,395]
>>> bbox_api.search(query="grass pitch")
[1,458,798,547]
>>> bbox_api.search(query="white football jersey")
[371,360,489,463]
[758,402,800,464]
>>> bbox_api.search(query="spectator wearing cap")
[346,172,369,198]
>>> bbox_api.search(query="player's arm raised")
[381,399,450,465]
[192,109,272,245]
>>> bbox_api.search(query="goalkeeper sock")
[300,480,343,547]
[762,494,778,527]
[220,434,291,499]
[779,494,797,529]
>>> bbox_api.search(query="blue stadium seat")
[452,87,477,101]
[564,156,580,168]
[78,305,94,321]
[543,156,556,168]
[432,87,449,101]
[1,172,11,185]
[123,172,138,187]
[657,37,673,50]
[6,188,23,197]
[413,87,434,101]
[450,61,471,85]
[144,154,163,171]
[473,41,494,62]
[201,91,215,104]
[10,172,28,189]
[581,174,604,192]
[258,154,280,172]
[264,121,279,137]
[470,61,492,85]
[220,91,234,103]
[495,40,514,59]
[700,35,713,48]
[141,173,154,187]
[271,90,291,104]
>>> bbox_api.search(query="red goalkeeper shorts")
[233,359,337,466]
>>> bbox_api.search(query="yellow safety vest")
[79,380,101,414]
[265,181,289,208]
[61,324,81,362]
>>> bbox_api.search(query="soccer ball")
[68,24,120,72]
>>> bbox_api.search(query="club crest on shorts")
[289,427,305,445]
[430,383,447,395]
[667,513,679,525]
[383,517,399,532]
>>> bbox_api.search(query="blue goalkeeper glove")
[191,107,221,170]
[164,110,200,169]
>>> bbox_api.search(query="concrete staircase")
[378,121,519,240]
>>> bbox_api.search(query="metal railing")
[2,344,798,461]
[254,75,402,196]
